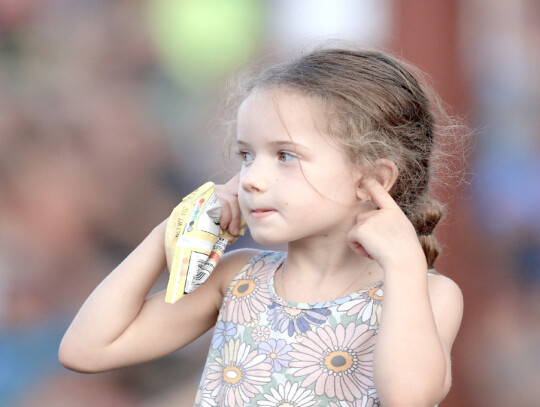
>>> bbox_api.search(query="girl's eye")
[278,151,298,163]
[239,151,254,163]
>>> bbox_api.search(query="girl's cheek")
[239,206,249,219]
[237,195,248,216]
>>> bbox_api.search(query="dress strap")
[230,250,287,282]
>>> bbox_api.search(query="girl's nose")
[240,161,267,193]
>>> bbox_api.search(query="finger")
[361,178,400,210]
[348,241,373,259]
[227,199,242,236]
[219,201,232,232]
[226,173,240,189]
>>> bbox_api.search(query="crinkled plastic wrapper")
[164,182,244,304]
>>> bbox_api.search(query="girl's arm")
[59,220,257,372]
[348,178,463,406]
[59,176,254,373]
[374,261,463,406]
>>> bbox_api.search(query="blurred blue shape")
[0,318,67,407]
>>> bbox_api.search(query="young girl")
[60,48,464,407]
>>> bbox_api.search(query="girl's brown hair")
[223,47,464,269]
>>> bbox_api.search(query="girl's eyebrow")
[235,139,311,151]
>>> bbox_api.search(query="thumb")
[348,240,373,259]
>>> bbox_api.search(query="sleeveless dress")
[194,251,384,407]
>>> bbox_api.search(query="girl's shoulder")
[426,271,463,301]
[426,272,464,343]
[214,249,286,296]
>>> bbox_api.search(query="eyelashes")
[278,151,298,163]
[235,150,299,164]
[237,150,254,163]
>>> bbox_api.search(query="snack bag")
[164,182,244,303]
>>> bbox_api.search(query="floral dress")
[194,251,384,407]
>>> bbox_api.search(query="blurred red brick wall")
[392,1,482,405]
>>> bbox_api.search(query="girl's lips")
[250,209,276,220]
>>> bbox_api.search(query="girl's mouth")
[250,209,277,220]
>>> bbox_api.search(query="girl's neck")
[286,232,366,276]
[278,236,383,303]
[286,241,356,278]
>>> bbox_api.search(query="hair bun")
[415,197,445,235]
[413,197,445,269]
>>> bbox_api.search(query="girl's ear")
[355,158,398,201]
[373,158,399,192]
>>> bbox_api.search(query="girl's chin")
[247,231,287,246]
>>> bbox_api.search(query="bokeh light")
[148,0,263,89]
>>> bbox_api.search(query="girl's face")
[236,89,362,246]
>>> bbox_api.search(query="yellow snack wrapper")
[164,182,244,303]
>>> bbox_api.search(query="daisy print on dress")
[211,321,237,350]
[223,255,276,325]
[205,338,272,407]
[258,338,293,372]
[328,387,381,407]
[268,302,329,336]
[251,325,270,343]
[194,386,217,407]
[194,365,218,407]
[257,382,317,407]
[289,322,376,402]
[337,283,383,329]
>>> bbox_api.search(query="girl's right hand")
[347,178,425,271]
[213,174,242,236]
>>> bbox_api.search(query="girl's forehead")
[239,88,314,115]
[237,89,329,141]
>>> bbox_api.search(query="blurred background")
[1,0,539,406]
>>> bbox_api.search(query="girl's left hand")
[347,178,426,271]
[213,174,242,236]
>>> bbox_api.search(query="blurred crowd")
[0,1,201,405]
[0,0,538,406]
